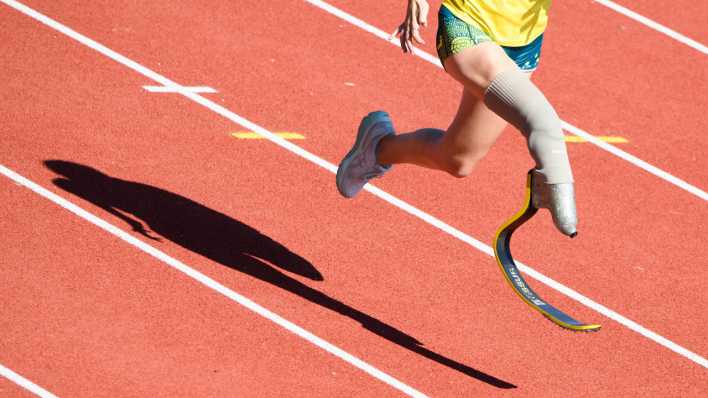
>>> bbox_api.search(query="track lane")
[4,0,708,391]
[0,174,407,397]
[0,9,416,396]
[6,0,708,360]
[592,0,708,50]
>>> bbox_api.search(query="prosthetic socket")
[484,69,577,236]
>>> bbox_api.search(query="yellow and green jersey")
[441,0,552,47]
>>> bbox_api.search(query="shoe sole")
[336,111,390,198]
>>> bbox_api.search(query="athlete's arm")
[391,0,429,53]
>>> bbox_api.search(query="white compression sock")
[483,68,573,185]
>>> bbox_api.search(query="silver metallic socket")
[531,170,578,237]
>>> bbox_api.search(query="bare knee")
[437,127,493,178]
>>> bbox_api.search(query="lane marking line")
[0,164,427,398]
[304,0,708,202]
[2,0,706,375]
[593,0,708,55]
[0,363,58,398]
[565,135,628,144]
[143,85,217,93]
[232,131,305,140]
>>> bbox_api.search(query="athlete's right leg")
[442,41,577,235]
[380,39,578,235]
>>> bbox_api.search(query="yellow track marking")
[565,135,628,143]
[232,131,305,140]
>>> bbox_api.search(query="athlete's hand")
[391,0,430,53]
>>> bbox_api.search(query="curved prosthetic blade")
[493,170,601,332]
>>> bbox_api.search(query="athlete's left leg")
[375,87,509,178]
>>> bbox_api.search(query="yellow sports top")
[441,0,552,47]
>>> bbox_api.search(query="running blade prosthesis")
[493,170,601,332]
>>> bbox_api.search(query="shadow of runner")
[45,160,515,388]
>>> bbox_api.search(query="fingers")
[393,0,429,53]
[390,25,410,53]
[417,1,429,27]
[411,24,425,45]
[393,24,424,52]
[391,23,412,53]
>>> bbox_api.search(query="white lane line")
[365,186,708,371]
[0,363,58,398]
[304,0,708,202]
[2,0,706,374]
[593,0,708,55]
[561,123,707,200]
[143,85,217,93]
[0,165,427,398]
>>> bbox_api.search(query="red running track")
[1,0,706,396]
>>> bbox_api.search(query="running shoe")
[336,111,394,198]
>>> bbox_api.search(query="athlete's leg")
[444,42,572,185]
[379,41,577,235]
[375,4,517,177]
[377,41,530,178]
[376,87,509,178]
[445,42,577,235]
